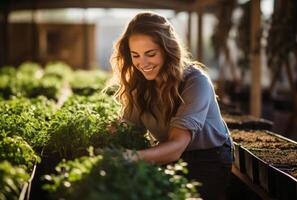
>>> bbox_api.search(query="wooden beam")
[82,8,89,69]
[250,0,261,117]
[5,0,221,13]
[193,0,218,11]
[197,11,203,62]
[187,11,192,52]
[0,3,9,66]
[7,0,194,12]
[121,0,192,10]
[31,0,39,62]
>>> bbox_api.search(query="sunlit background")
[8,0,273,74]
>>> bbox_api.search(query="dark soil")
[231,130,297,150]
[249,149,297,166]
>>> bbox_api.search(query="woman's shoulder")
[183,63,209,82]
[179,63,214,98]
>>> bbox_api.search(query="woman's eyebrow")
[130,49,158,54]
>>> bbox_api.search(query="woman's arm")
[131,127,191,165]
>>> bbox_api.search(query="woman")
[111,11,233,200]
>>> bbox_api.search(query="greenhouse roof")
[3,0,219,12]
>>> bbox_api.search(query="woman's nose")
[138,57,149,67]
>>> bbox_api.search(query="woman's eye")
[132,55,139,58]
[147,53,156,57]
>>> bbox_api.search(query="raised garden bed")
[233,142,246,173]
[243,148,259,184]
[248,149,297,199]
[249,149,297,166]
[231,130,297,150]
[245,148,297,197]
[231,130,297,174]
[270,166,297,200]
[230,129,297,199]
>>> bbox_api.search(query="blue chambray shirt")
[123,65,232,151]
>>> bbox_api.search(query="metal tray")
[270,165,297,200]
[233,142,246,173]
[234,130,297,198]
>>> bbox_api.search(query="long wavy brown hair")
[111,11,201,124]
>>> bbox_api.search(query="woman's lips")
[141,66,156,72]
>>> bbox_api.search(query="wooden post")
[31,3,39,63]
[187,11,192,53]
[0,2,9,66]
[284,58,297,133]
[83,8,89,69]
[250,0,261,117]
[197,10,203,62]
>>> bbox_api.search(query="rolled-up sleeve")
[170,72,213,136]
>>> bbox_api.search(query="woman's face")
[129,34,165,82]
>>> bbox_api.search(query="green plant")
[43,61,73,82]
[92,121,150,150]
[0,66,16,76]
[46,93,149,159]
[43,148,200,200]
[0,74,13,99]
[0,66,16,99]
[0,96,56,148]
[211,0,236,58]
[70,70,112,96]
[266,0,297,70]
[28,75,64,100]
[0,63,67,99]
[17,62,42,75]
[235,1,251,70]
[0,134,41,170]
[0,161,30,200]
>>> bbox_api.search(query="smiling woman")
[111,11,234,200]
[129,34,165,82]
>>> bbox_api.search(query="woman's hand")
[106,118,126,134]
[122,128,191,165]
[123,149,140,161]
[137,127,191,165]
[106,122,118,134]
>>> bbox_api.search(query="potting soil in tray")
[288,168,297,179]
[249,149,297,166]
[231,130,297,150]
